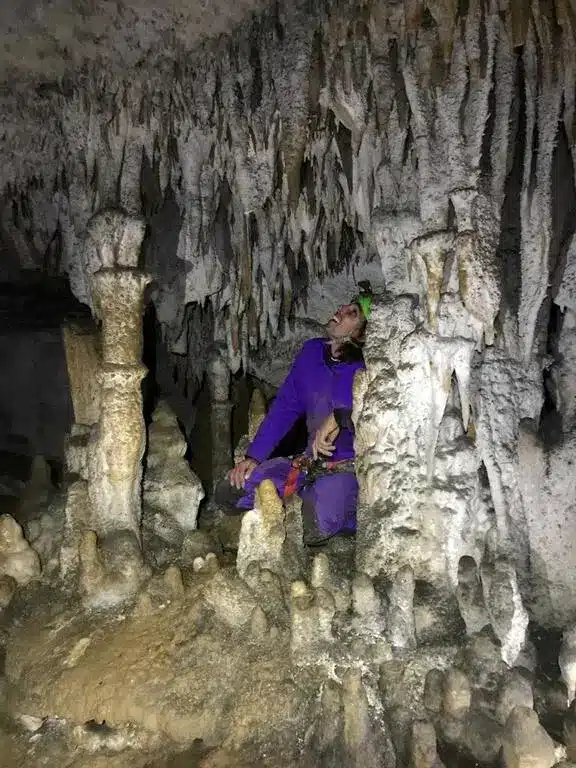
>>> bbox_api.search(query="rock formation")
[0,514,40,587]
[142,400,204,566]
[1,0,576,766]
[206,349,233,491]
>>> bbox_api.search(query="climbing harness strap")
[282,455,356,499]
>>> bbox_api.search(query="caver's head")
[326,291,372,343]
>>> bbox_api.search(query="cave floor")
[0,716,216,768]
[0,504,568,768]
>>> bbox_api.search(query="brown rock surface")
[5,568,313,756]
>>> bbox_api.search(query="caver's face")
[326,303,365,340]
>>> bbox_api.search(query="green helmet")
[352,281,373,321]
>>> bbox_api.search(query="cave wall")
[0,329,72,460]
[1,0,576,625]
[0,276,89,462]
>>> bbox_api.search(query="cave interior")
[1,0,576,766]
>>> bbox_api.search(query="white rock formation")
[388,565,417,651]
[354,295,493,589]
[501,707,556,768]
[482,558,530,668]
[142,400,204,564]
[237,480,305,584]
[560,626,576,706]
[0,514,41,586]
[519,425,576,628]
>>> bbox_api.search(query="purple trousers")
[237,457,358,537]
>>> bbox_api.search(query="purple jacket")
[246,338,365,464]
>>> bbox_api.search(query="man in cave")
[216,289,372,546]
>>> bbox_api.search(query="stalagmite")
[456,556,491,635]
[206,349,233,490]
[442,668,471,719]
[142,400,204,566]
[502,707,556,768]
[78,529,151,608]
[352,572,386,636]
[482,558,529,668]
[496,670,535,726]
[234,387,268,463]
[310,552,351,614]
[0,575,17,610]
[0,514,40,586]
[61,322,101,427]
[85,210,150,543]
[560,627,576,706]
[21,456,52,508]
[237,479,304,583]
[408,720,445,768]
[424,670,445,714]
[247,388,267,440]
[290,580,335,665]
[342,670,395,768]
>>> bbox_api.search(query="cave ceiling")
[1,0,576,382]
[0,0,268,83]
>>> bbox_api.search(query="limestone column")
[61,321,101,428]
[86,213,150,541]
[206,349,232,490]
[61,321,102,481]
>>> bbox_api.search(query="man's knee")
[301,471,358,541]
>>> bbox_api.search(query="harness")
[283,455,356,499]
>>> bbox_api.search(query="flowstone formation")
[2,0,576,766]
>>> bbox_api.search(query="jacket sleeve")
[245,344,307,463]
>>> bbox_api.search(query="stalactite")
[518,16,564,363]
[0,1,572,391]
